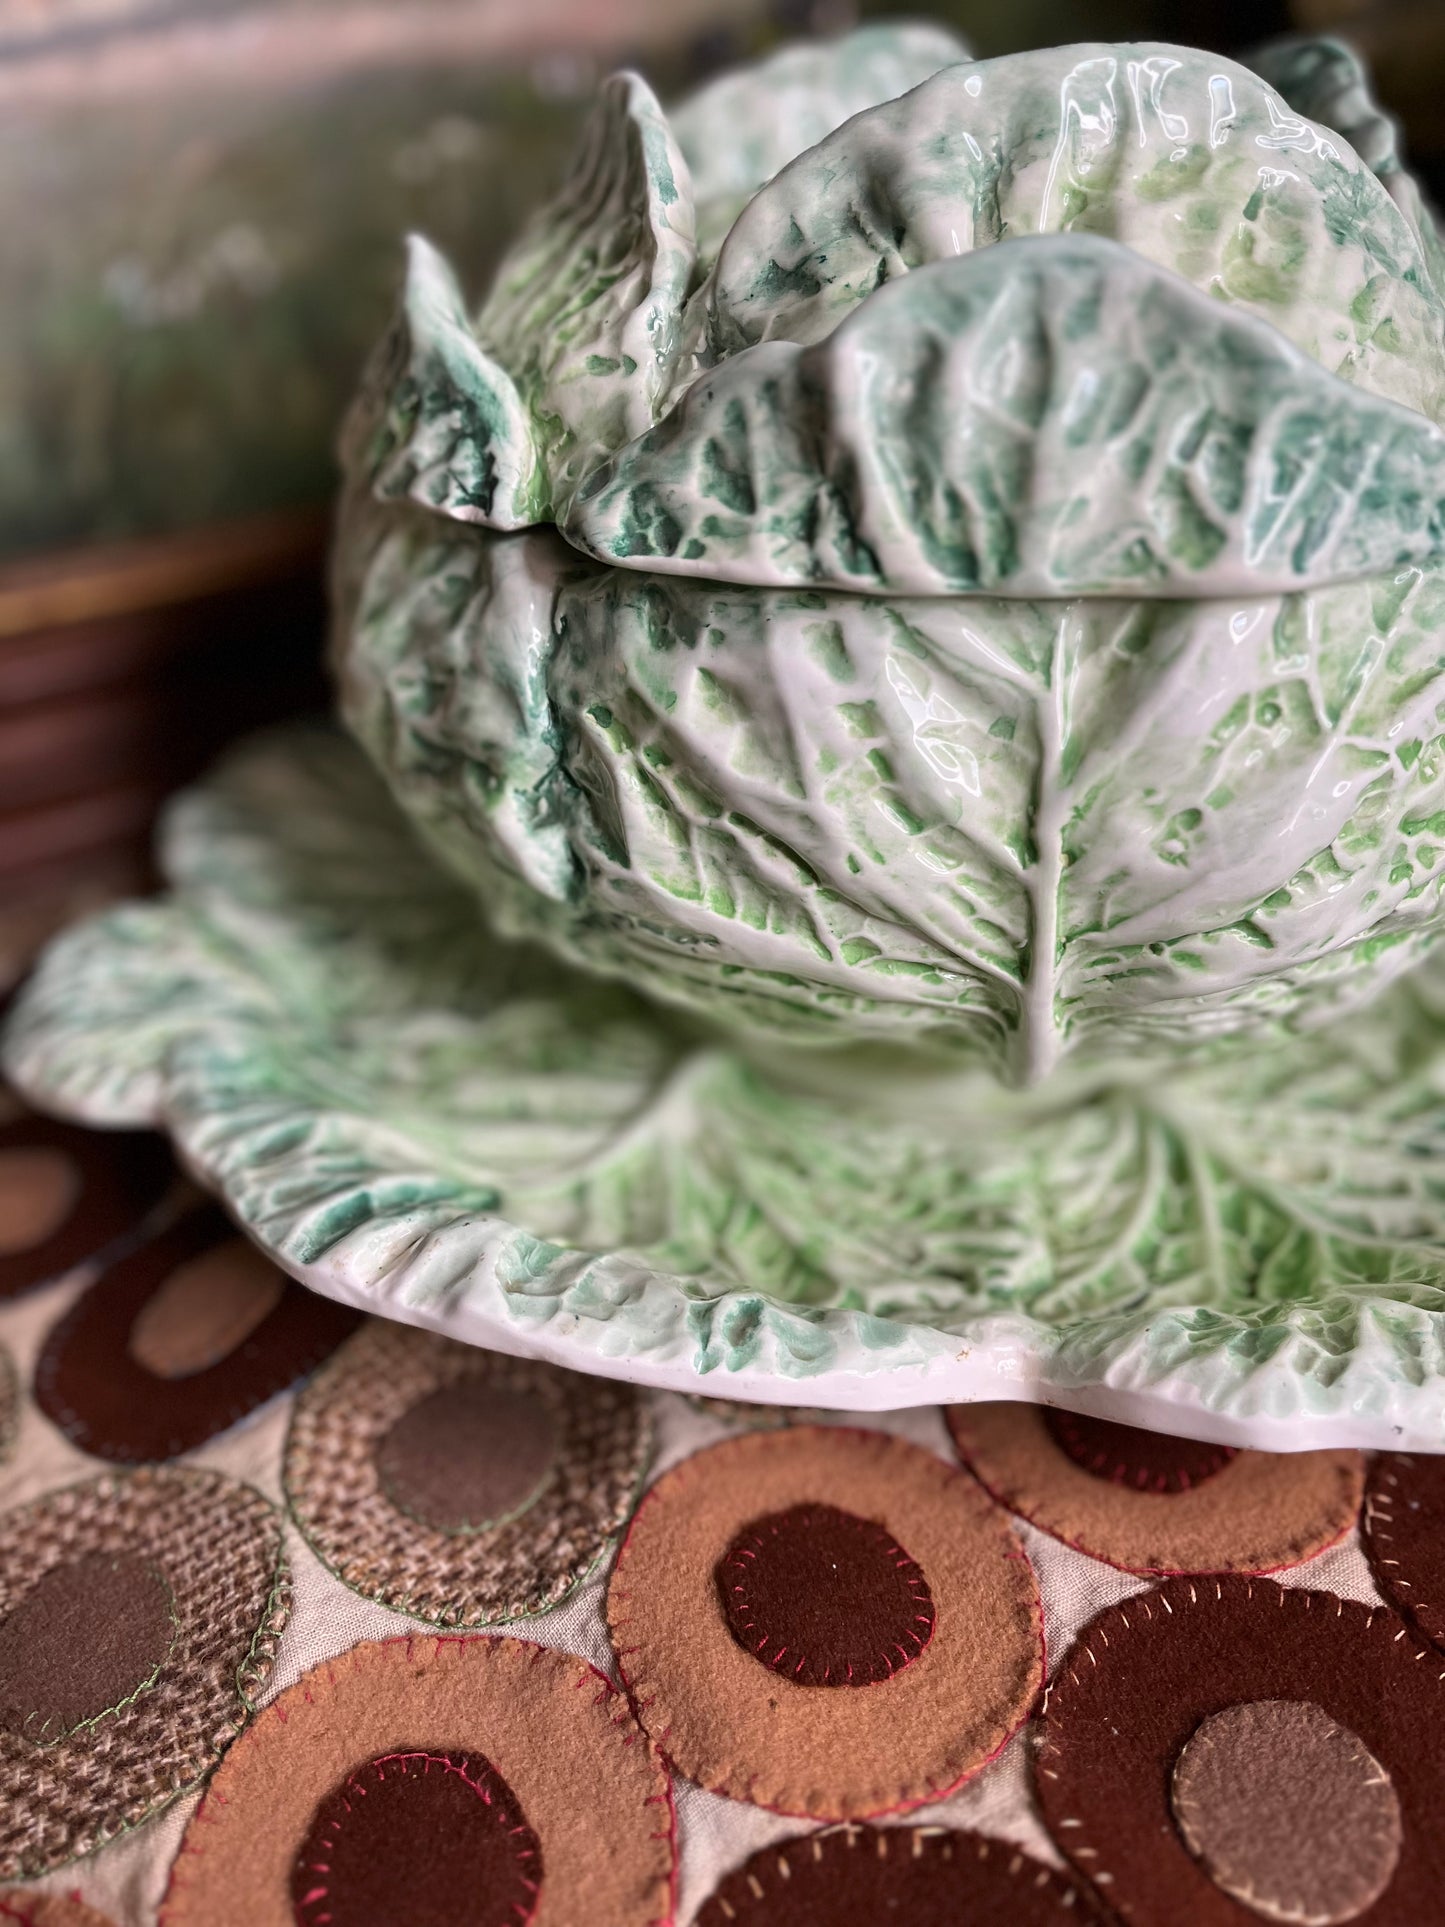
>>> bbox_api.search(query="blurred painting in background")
[1,0,1441,951]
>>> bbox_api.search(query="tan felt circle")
[128,1240,285,1379]
[946,1404,1363,1574]
[160,1636,675,1927]
[0,1468,288,1880]
[0,1893,118,1927]
[0,1150,79,1257]
[286,1322,651,1625]
[1171,1699,1402,1924]
[607,1427,1043,1820]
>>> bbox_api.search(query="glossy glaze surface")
[334,29,1445,1083]
[11,728,1445,1447]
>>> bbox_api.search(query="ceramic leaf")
[1248,32,1445,300]
[671,21,971,266]
[694,43,1445,426]
[475,72,697,508]
[340,509,1445,1082]
[342,236,543,529]
[567,235,1445,597]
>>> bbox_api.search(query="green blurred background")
[4,0,1442,564]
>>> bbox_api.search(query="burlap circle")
[947,1404,1363,1574]
[0,1468,288,1879]
[608,1426,1043,1819]
[161,1635,675,1927]
[284,1322,651,1624]
[1035,1576,1445,1925]
[695,1823,1105,1924]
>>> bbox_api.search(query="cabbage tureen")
[337,27,1445,1085]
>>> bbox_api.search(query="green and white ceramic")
[11,28,1445,1445]
[11,724,1445,1449]
[334,26,1445,1086]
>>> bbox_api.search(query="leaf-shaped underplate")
[567,235,1445,597]
[11,726,1445,1449]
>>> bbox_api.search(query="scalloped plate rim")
[6,1054,1439,1454]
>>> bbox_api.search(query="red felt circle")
[715,1501,935,1688]
[1043,1411,1236,1494]
[291,1749,541,1927]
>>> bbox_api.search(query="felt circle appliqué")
[1043,1410,1237,1492]
[947,1404,1363,1574]
[375,1383,559,1532]
[0,1115,171,1302]
[34,1207,362,1462]
[1171,1700,1402,1923]
[1362,1455,1445,1650]
[284,1322,651,1625]
[715,1502,935,1687]
[161,1635,674,1927]
[0,1552,177,1743]
[0,1467,288,1879]
[694,1825,1104,1925]
[1035,1576,1445,1925]
[0,1894,118,1927]
[607,1426,1042,1819]
[291,1749,542,1926]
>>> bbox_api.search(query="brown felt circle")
[1362,1455,1445,1652]
[162,1635,674,1927]
[947,1403,1363,1574]
[607,1426,1042,1820]
[1035,1576,1445,1926]
[285,1323,650,1625]
[716,1502,935,1688]
[0,1467,288,1880]
[291,1748,542,1927]
[375,1383,558,1533]
[0,1150,80,1257]
[128,1239,285,1379]
[694,1824,1106,1926]
[1171,1699,1402,1924]
[0,1894,118,1927]
[0,1116,172,1302]
[35,1206,361,1462]
[1044,1410,1237,1493]
[0,1552,176,1744]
